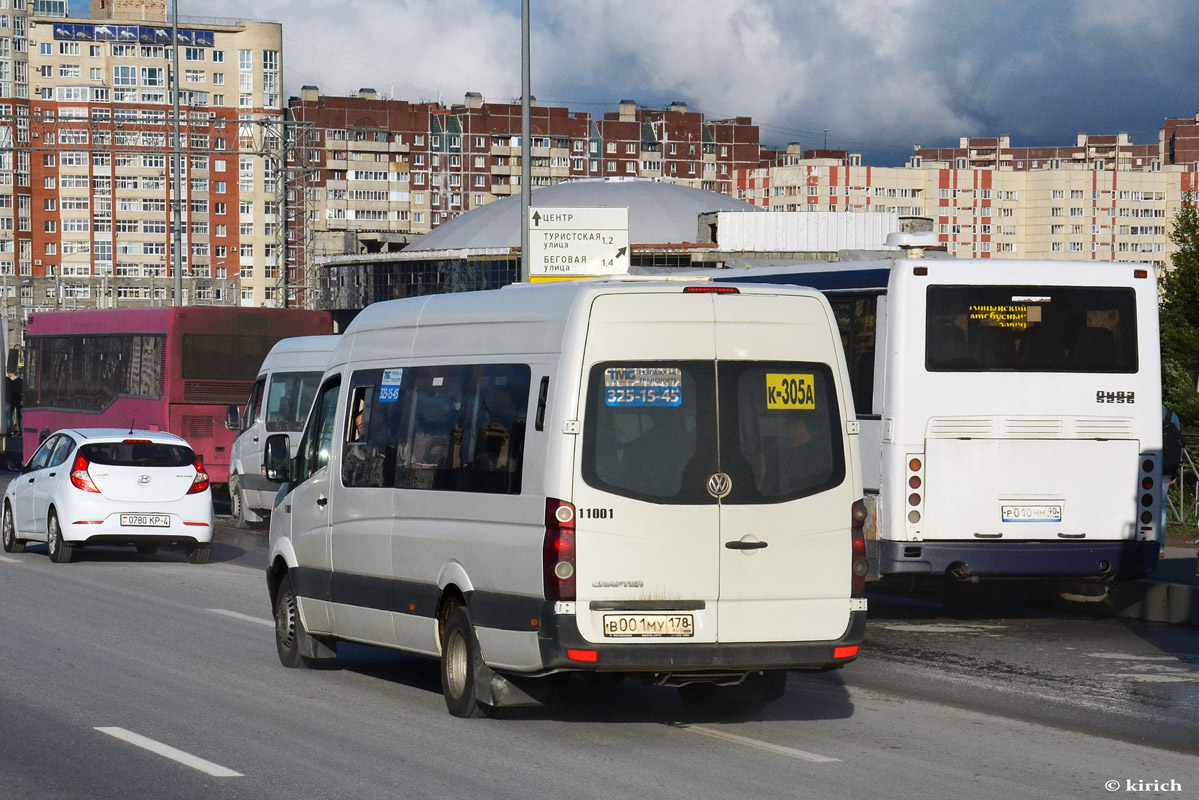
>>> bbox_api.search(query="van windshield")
[582,361,845,505]
[265,370,322,432]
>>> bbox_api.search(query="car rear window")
[80,442,195,467]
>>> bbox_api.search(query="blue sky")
[87,0,1199,166]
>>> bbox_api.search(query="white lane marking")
[878,622,1007,634]
[1086,652,1179,661]
[678,724,840,763]
[208,608,273,627]
[95,727,242,778]
[0,555,20,564]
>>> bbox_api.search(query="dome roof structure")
[407,177,761,252]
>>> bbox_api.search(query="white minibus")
[226,335,338,526]
[705,256,1162,582]
[263,279,867,717]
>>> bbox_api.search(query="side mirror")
[263,434,291,483]
[225,405,242,431]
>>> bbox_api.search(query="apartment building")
[0,0,285,338]
[912,133,1159,172]
[284,88,762,287]
[737,143,1199,271]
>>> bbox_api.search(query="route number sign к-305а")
[528,206,630,280]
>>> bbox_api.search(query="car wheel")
[440,604,493,718]
[229,475,250,529]
[2,502,24,553]
[186,544,211,565]
[47,510,74,564]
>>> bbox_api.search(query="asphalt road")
[0,517,1196,800]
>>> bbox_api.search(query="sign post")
[527,207,630,281]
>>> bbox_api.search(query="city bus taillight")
[1138,455,1156,533]
[543,499,576,601]
[187,458,210,494]
[69,454,100,493]
[851,499,868,598]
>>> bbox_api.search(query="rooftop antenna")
[128,419,135,434]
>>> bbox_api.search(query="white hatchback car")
[1,428,214,564]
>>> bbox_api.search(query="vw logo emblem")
[137,475,152,485]
[706,472,732,499]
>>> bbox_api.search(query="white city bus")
[704,255,1162,581]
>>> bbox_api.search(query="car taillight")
[70,454,101,493]
[543,498,576,601]
[851,499,868,598]
[187,458,210,495]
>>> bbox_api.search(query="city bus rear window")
[925,286,1137,373]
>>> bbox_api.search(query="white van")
[226,335,338,526]
[264,279,867,718]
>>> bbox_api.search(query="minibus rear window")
[925,285,1137,373]
[582,361,845,505]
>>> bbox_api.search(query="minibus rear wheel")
[440,604,494,719]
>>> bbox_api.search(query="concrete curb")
[1095,580,1199,626]
[1056,546,1199,627]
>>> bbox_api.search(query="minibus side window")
[341,374,397,489]
[389,364,530,495]
[244,377,265,429]
[294,379,340,483]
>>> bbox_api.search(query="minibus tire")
[440,605,493,718]
[275,573,317,668]
[229,475,250,529]
[47,510,74,564]
[2,502,24,553]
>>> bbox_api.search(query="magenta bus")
[22,306,333,484]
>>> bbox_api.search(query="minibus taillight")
[543,498,576,601]
[187,458,210,495]
[69,454,101,493]
[851,499,868,598]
